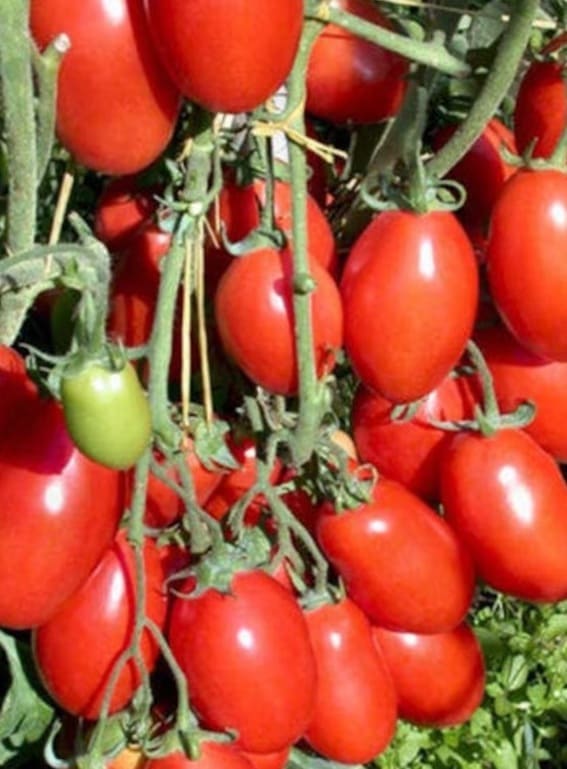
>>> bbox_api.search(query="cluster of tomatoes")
[2,1,567,769]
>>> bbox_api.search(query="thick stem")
[286,21,330,466]
[0,0,37,253]
[306,0,470,78]
[427,0,541,180]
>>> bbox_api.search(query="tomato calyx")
[429,341,536,437]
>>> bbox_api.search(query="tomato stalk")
[0,0,37,254]
[427,0,541,180]
[305,0,471,77]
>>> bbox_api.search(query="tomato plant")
[302,596,398,763]
[144,0,303,114]
[143,743,254,769]
[214,247,343,396]
[306,0,409,125]
[0,398,125,629]
[341,209,479,403]
[487,169,567,361]
[168,568,317,753]
[94,176,160,253]
[33,531,167,719]
[29,0,180,174]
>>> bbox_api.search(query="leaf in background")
[0,630,54,766]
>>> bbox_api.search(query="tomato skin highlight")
[0,399,124,629]
[33,532,167,719]
[168,569,317,753]
[441,428,567,602]
[316,477,475,633]
[341,209,478,403]
[29,0,180,175]
[61,360,152,471]
[351,374,477,502]
[372,623,486,727]
[306,0,409,125]
[214,247,343,396]
[303,598,398,763]
[487,169,567,362]
[145,0,303,114]
[475,324,567,463]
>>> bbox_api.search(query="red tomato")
[514,57,567,159]
[441,428,567,602]
[29,0,180,175]
[430,118,517,233]
[168,569,317,752]
[206,178,338,296]
[214,247,343,396]
[0,398,124,629]
[372,623,485,727]
[306,0,409,125]
[316,476,475,633]
[145,0,303,113]
[204,435,281,524]
[341,210,479,403]
[145,445,223,528]
[33,531,166,719]
[94,176,159,253]
[475,325,567,463]
[487,169,567,361]
[0,346,38,430]
[351,374,477,502]
[240,748,290,769]
[143,742,253,769]
[303,597,397,763]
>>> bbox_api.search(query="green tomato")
[61,359,152,470]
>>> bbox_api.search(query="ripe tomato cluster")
[1,3,567,769]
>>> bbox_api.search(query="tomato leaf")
[0,630,55,766]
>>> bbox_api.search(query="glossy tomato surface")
[214,247,343,396]
[341,209,478,403]
[143,742,254,769]
[0,398,124,629]
[145,0,303,113]
[372,623,485,727]
[168,569,317,752]
[514,58,567,159]
[351,374,477,502]
[33,532,167,719]
[430,117,517,232]
[206,177,338,296]
[441,428,567,602]
[316,477,475,633]
[303,597,397,763]
[29,0,180,174]
[487,169,567,361]
[475,324,567,462]
[306,0,409,124]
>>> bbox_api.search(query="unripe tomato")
[61,359,152,470]
[29,0,180,174]
[306,0,409,125]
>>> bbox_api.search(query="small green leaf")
[493,739,518,769]
[503,654,529,692]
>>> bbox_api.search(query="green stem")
[32,35,69,185]
[286,20,330,466]
[427,0,541,180]
[305,0,470,78]
[549,117,567,167]
[0,0,37,253]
